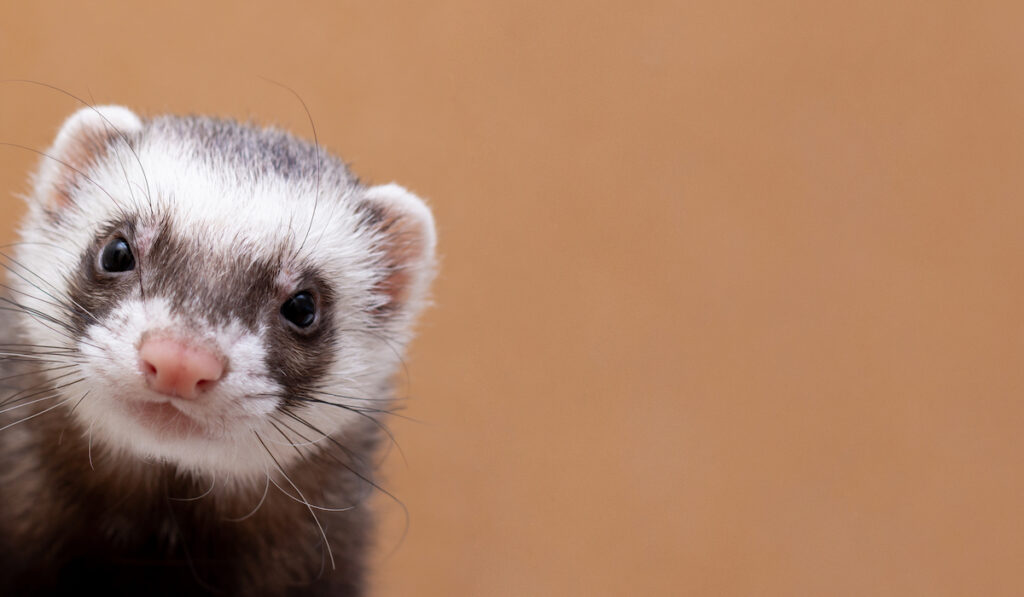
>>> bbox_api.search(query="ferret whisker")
[256,427,355,512]
[0,315,78,348]
[264,461,356,514]
[0,353,84,367]
[299,397,411,469]
[298,396,415,458]
[275,411,373,476]
[0,351,83,366]
[0,363,76,385]
[305,390,412,416]
[313,530,328,583]
[168,473,217,502]
[296,391,396,412]
[294,394,413,454]
[59,389,94,446]
[66,389,90,419]
[0,390,68,415]
[264,415,326,448]
[0,356,79,367]
[1,355,78,367]
[223,472,271,523]
[268,414,381,503]
[0,359,76,370]
[275,414,413,556]
[0,344,78,356]
[280,410,400,505]
[260,78,320,259]
[96,114,142,214]
[0,281,82,322]
[307,385,403,403]
[265,414,330,447]
[0,359,80,369]
[0,349,78,360]
[264,417,310,463]
[0,295,80,331]
[87,422,95,470]
[0,392,79,433]
[337,327,412,387]
[0,307,105,354]
[131,181,150,206]
[253,432,338,570]
[0,371,83,408]
[294,392,404,426]
[58,390,92,445]
[1,79,153,205]
[0,331,82,354]
[0,300,95,347]
[0,342,78,350]
[0,240,79,258]
[0,249,103,324]
[0,142,133,222]
[310,185,350,256]
[0,376,83,413]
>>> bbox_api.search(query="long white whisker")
[0,390,69,415]
[223,472,271,523]
[169,474,217,502]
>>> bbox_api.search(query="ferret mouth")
[127,399,210,438]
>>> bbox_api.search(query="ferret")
[0,106,436,595]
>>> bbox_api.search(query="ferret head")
[11,106,436,484]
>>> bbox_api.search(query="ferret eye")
[280,291,316,328]
[99,238,135,273]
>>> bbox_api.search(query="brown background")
[1,1,1022,595]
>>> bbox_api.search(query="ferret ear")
[34,105,143,209]
[361,183,437,317]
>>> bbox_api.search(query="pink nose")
[138,337,225,399]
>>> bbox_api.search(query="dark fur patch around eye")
[264,276,336,406]
[66,223,140,337]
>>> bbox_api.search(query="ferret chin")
[0,105,437,596]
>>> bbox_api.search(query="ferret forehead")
[137,152,315,231]
[137,137,319,212]
[107,122,360,252]
[142,114,353,189]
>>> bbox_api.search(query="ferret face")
[10,106,435,484]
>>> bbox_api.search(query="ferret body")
[0,106,436,595]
